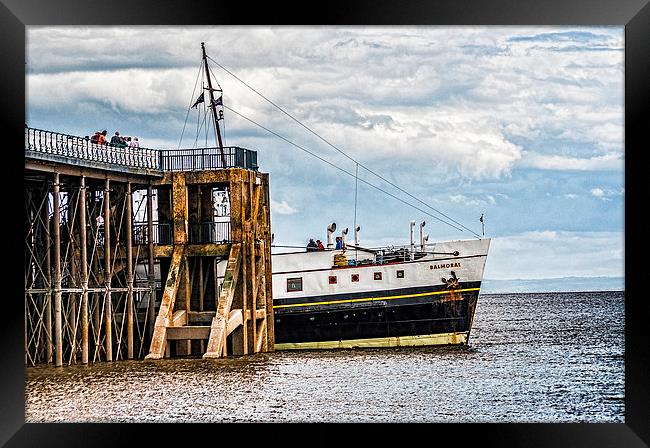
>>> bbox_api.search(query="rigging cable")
[223,104,466,233]
[178,62,204,149]
[207,55,481,238]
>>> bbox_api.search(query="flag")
[211,95,223,107]
[191,92,205,109]
[480,214,484,223]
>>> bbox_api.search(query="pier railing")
[132,222,173,245]
[26,127,160,169]
[161,147,258,171]
[25,127,258,172]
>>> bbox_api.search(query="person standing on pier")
[129,137,140,148]
[98,130,108,145]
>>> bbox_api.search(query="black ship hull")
[273,282,481,349]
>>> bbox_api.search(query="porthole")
[374,272,382,281]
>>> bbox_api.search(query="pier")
[24,127,274,366]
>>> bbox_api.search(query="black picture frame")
[2,0,647,446]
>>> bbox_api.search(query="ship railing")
[345,243,430,265]
[188,221,231,244]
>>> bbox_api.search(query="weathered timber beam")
[171,310,187,327]
[227,309,243,336]
[166,326,210,340]
[244,309,267,321]
[187,244,230,257]
[203,243,241,359]
[145,245,186,359]
[154,246,173,258]
[187,311,216,325]
[255,319,267,353]
[172,173,188,245]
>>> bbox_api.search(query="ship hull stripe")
[274,281,481,308]
[274,331,469,350]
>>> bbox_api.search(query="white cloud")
[27,25,622,182]
[449,194,498,207]
[590,187,624,201]
[519,151,623,171]
[590,188,605,198]
[270,199,298,215]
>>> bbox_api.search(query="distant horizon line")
[484,275,624,282]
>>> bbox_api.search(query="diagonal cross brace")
[145,245,186,359]
[203,243,241,359]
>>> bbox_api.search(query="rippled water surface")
[25,291,624,422]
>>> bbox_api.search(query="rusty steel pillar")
[104,179,113,362]
[79,177,89,364]
[126,182,134,359]
[52,173,63,367]
[147,184,156,342]
[41,191,53,363]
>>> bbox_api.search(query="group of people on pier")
[88,130,140,149]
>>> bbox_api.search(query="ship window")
[351,274,360,282]
[287,277,303,292]
[374,272,382,281]
[397,270,405,278]
[329,275,337,285]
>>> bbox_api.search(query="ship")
[271,225,490,349]
[193,43,492,350]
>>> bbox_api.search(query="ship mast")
[202,42,227,167]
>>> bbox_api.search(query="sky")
[26,26,625,280]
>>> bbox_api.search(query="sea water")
[25,291,624,422]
